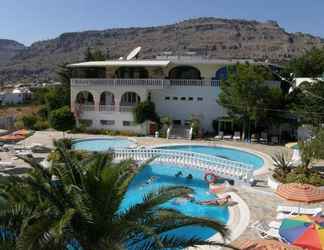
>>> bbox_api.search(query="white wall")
[151,86,226,132]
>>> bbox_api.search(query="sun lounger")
[276,205,322,215]
[233,131,241,141]
[223,134,233,140]
[259,132,268,144]
[269,220,282,229]
[0,162,15,168]
[251,220,281,239]
[214,131,224,140]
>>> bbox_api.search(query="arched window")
[75,91,94,105]
[100,91,115,105]
[168,66,201,79]
[120,92,141,106]
[214,66,228,80]
[115,67,149,79]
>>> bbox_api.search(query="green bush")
[133,100,158,124]
[21,114,38,129]
[33,120,49,130]
[49,106,75,131]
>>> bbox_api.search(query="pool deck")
[15,132,324,248]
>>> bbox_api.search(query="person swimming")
[175,171,183,177]
[145,176,157,184]
[197,195,232,206]
[186,174,193,180]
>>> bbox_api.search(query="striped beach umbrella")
[279,215,324,250]
[276,183,324,203]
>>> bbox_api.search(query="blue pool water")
[72,138,134,151]
[121,162,229,247]
[158,145,264,169]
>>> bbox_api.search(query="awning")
[68,60,171,68]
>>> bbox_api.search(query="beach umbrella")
[279,215,324,250]
[276,183,324,203]
[13,129,32,136]
[0,134,26,142]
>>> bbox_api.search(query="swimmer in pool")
[186,174,193,180]
[146,176,157,184]
[175,171,183,177]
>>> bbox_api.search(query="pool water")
[72,138,135,151]
[121,162,229,247]
[158,145,264,169]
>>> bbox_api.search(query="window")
[180,97,186,101]
[123,121,135,126]
[173,97,178,100]
[188,97,194,101]
[197,97,203,101]
[165,96,170,100]
[100,120,115,126]
[173,120,182,125]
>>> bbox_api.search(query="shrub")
[21,114,38,129]
[133,100,158,124]
[33,120,49,130]
[49,106,75,131]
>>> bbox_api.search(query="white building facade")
[69,58,279,135]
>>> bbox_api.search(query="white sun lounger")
[251,220,281,239]
[233,131,241,141]
[214,131,224,140]
[277,205,322,215]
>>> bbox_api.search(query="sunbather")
[197,195,232,206]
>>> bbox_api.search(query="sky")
[1,0,324,46]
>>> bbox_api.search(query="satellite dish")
[126,46,142,60]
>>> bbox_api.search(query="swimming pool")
[157,145,264,169]
[72,138,135,151]
[121,162,229,247]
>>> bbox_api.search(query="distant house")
[0,87,32,105]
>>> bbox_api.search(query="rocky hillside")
[0,39,25,65]
[0,17,323,82]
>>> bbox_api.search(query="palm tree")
[0,144,234,250]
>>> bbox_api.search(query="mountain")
[0,17,323,83]
[0,39,25,65]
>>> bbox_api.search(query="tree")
[287,47,324,77]
[49,106,75,131]
[218,64,276,139]
[289,80,324,125]
[133,100,159,124]
[21,114,38,129]
[0,144,233,250]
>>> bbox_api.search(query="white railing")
[112,148,254,182]
[99,105,115,112]
[170,79,220,87]
[119,105,136,112]
[71,79,220,88]
[79,104,95,112]
[71,79,169,88]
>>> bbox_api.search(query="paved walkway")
[18,132,324,245]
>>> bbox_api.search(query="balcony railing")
[78,104,95,112]
[71,78,221,88]
[119,105,135,113]
[99,105,115,112]
[78,104,135,113]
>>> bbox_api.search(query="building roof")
[68,60,171,68]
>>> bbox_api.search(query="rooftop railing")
[112,148,254,182]
[71,79,220,88]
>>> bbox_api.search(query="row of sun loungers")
[251,205,322,240]
[214,131,280,144]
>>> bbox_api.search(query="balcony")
[71,78,220,88]
[79,104,135,113]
